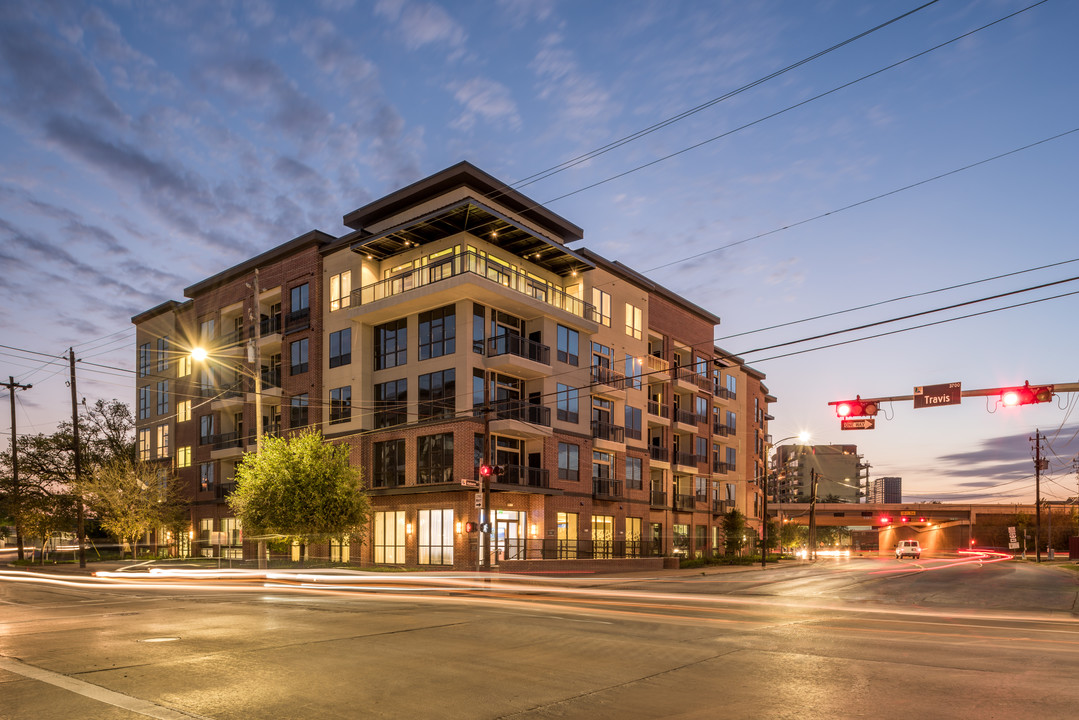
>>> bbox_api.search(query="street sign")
[474,492,483,508]
[841,418,875,430]
[913,382,961,409]
[900,510,916,516]
[460,476,479,488]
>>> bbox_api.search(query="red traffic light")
[479,464,493,477]
[835,396,878,418]
[880,516,891,524]
[901,517,909,523]
[464,521,479,533]
[1000,382,1053,407]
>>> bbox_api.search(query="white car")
[895,540,921,559]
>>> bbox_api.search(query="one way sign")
[841,418,875,431]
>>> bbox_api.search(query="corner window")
[418,305,456,360]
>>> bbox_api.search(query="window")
[673,524,689,556]
[375,318,407,369]
[138,386,150,420]
[418,305,455,360]
[695,476,708,502]
[556,325,578,365]
[373,439,406,488]
[199,318,215,342]
[695,396,708,420]
[156,425,169,459]
[726,374,737,397]
[418,508,454,565]
[330,386,351,425]
[726,482,737,503]
[291,283,309,311]
[726,410,737,433]
[625,303,642,339]
[624,406,642,441]
[592,288,611,326]
[418,369,455,419]
[156,336,169,371]
[626,456,643,490]
[199,415,215,445]
[329,271,351,311]
[374,379,407,428]
[696,437,708,463]
[156,380,169,415]
[138,428,150,461]
[472,303,485,353]
[557,511,578,559]
[329,328,351,368]
[177,400,191,423]
[176,445,191,468]
[138,343,150,377]
[558,442,579,482]
[627,516,642,557]
[417,433,454,484]
[290,338,309,375]
[177,354,191,378]
[625,355,642,390]
[290,394,309,429]
[374,511,406,563]
[593,515,614,558]
[726,447,737,472]
[199,462,215,492]
[556,384,579,423]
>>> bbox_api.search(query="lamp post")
[762,432,810,568]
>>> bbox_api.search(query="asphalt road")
[1,555,1077,719]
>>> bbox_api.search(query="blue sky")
[2,0,1077,504]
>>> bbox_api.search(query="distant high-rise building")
[869,476,902,504]
[774,444,867,503]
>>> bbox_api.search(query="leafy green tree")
[763,517,779,552]
[780,521,806,551]
[83,459,177,559]
[722,509,746,555]
[228,431,368,558]
[21,493,77,564]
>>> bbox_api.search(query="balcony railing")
[208,432,243,450]
[649,445,669,462]
[673,408,700,426]
[647,400,669,419]
[215,482,237,500]
[650,490,667,507]
[284,308,310,334]
[712,460,730,474]
[371,475,405,489]
[712,500,731,515]
[673,451,699,467]
[644,354,670,376]
[260,314,281,336]
[218,329,243,347]
[350,250,596,322]
[591,420,624,443]
[486,334,551,365]
[491,399,551,428]
[625,426,642,441]
[590,364,625,390]
[673,494,696,511]
[592,478,623,499]
[495,464,550,488]
[261,367,281,389]
[713,421,731,437]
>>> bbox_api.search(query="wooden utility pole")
[69,348,86,568]
[4,376,32,560]
[1034,429,1042,564]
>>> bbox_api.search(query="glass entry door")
[494,510,524,563]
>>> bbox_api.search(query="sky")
[1,0,1077,505]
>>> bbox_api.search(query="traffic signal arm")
[828,380,1079,412]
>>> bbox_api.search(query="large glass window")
[418,305,456,360]
[329,271,351,311]
[625,303,642,339]
[156,425,169,459]
[592,288,611,326]
[290,394,309,430]
[626,456,643,490]
[592,515,614,558]
[557,512,578,559]
[290,338,309,375]
[626,517,642,557]
[373,439,406,488]
[138,386,150,420]
[156,336,169,371]
[374,379,407,428]
[556,384,579,423]
[673,523,690,556]
[419,369,455,419]
[329,328,351,368]
[138,428,150,461]
[726,447,737,472]
[625,406,642,441]
[156,380,169,415]
[374,511,406,564]
[625,355,642,390]
[330,386,351,425]
[375,318,407,369]
[199,415,214,445]
[177,400,191,423]
[199,462,215,491]
[176,445,191,468]
[138,343,150,377]
[556,325,578,365]
[558,442,579,482]
[417,433,454,484]
[291,283,309,311]
[726,410,737,433]
[418,508,454,565]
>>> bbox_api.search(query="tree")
[228,431,368,558]
[780,521,807,551]
[763,517,780,553]
[722,509,746,555]
[82,458,179,559]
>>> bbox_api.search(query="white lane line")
[0,655,214,720]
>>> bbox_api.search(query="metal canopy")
[349,198,594,277]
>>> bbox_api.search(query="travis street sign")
[914,382,961,409]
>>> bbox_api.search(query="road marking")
[0,655,214,720]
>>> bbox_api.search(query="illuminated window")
[176,446,191,468]
[199,462,214,491]
[177,354,191,378]
[592,515,613,558]
[156,425,169,459]
[329,271,351,311]
[556,512,578,559]
[625,303,642,339]
[177,400,191,423]
[626,517,642,557]
[373,511,406,564]
[418,508,453,565]
[591,288,611,326]
[138,428,151,461]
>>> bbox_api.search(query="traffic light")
[835,396,879,418]
[1000,382,1053,407]
[464,521,479,533]
[479,464,493,478]
[879,516,891,525]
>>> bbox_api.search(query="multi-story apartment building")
[774,444,867,504]
[132,162,773,568]
[868,476,902,504]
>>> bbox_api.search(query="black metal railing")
[260,314,282,336]
[712,500,731,515]
[215,482,237,500]
[625,426,642,441]
[208,432,243,450]
[591,420,624,442]
[494,464,550,488]
[486,334,551,365]
[647,400,669,419]
[713,421,731,437]
[491,399,551,427]
[590,364,625,390]
[673,451,699,467]
[284,308,310,334]
[261,367,281,389]
[712,460,730,473]
[592,478,623,499]
[673,408,700,426]
[673,494,696,511]
[649,445,669,462]
[651,490,667,507]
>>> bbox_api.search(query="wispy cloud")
[450,78,521,131]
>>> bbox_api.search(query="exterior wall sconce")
[406,522,414,535]
[455,522,463,533]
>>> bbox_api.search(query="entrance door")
[495,517,522,561]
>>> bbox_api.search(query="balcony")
[644,354,670,379]
[712,500,731,515]
[491,400,551,428]
[673,366,701,391]
[650,490,667,507]
[209,432,245,460]
[495,464,550,489]
[646,400,669,421]
[284,308,310,334]
[592,478,623,500]
[218,329,243,349]
[261,367,282,389]
[485,334,551,378]
[712,460,730,474]
[590,364,625,393]
[259,314,282,340]
[713,421,732,437]
[673,494,696,511]
[591,420,624,443]
[649,445,669,463]
[215,482,237,500]
[673,408,700,427]
[350,250,596,323]
[673,451,700,468]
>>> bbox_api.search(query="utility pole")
[1033,429,1042,564]
[808,469,819,561]
[69,348,86,569]
[4,376,32,560]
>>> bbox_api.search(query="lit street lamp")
[762,432,810,568]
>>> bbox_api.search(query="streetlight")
[762,432,810,568]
